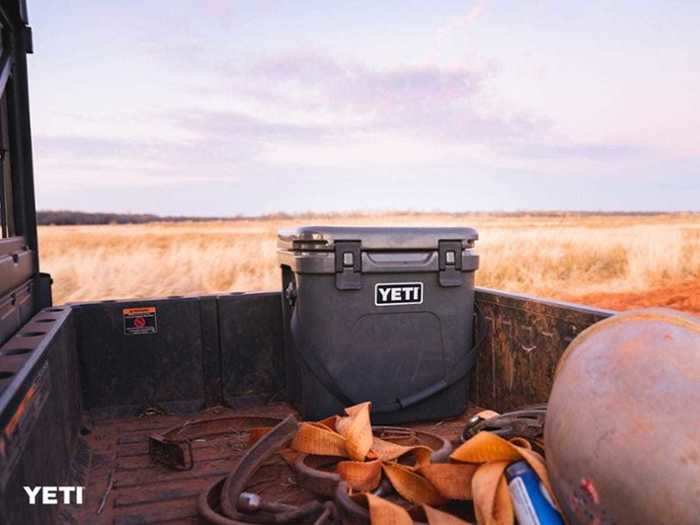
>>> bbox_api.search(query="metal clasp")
[334,241,362,290]
[438,240,464,287]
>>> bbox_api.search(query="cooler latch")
[334,241,362,290]
[438,240,464,287]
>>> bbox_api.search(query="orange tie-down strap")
[287,402,556,525]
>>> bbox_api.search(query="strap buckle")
[148,434,194,470]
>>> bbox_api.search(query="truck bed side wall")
[73,292,285,418]
[472,288,613,411]
[0,305,79,525]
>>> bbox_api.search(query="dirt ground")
[564,278,700,316]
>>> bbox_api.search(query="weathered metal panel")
[199,295,222,406]
[0,238,35,298]
[72,293,284,415]
[472,287,614,411]
[75,297,207,417]
[0,276,35,347]
[0,305,80,525]
[218,292,285,405]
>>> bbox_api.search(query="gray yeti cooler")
[278,226,479,424]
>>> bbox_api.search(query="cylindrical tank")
[545,308,700,524]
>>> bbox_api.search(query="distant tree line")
[37,210,225,225]
[37,209,693,226]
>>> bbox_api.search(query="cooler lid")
[278,225,478,251]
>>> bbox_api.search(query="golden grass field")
[38,213,700,314]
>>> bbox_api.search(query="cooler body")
[278,226,479,423]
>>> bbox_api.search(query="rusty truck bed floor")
[61,403,482,525]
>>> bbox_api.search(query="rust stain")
[4,383,37,438]
[580,478,600,505]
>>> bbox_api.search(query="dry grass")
[38,213,700,312]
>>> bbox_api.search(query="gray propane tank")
[545,308,700,524]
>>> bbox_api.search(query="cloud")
[503,141,646,161]
[252,55,484,107]
[436,0,486,40]
[173,110,331,143]
[34,51,653,194]
[233,54,545,144]
[33,132,250,188]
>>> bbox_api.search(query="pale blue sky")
[28,1,700,215]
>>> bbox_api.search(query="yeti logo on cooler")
[375,282,423,306]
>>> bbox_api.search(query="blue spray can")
[505,460,564,525]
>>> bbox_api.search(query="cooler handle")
[292,303,488,414]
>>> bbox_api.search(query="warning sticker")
[123,306,158,335]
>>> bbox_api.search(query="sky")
[27,1,700,215]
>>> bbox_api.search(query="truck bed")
[0,289,613,524]
[62,402,482,525]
